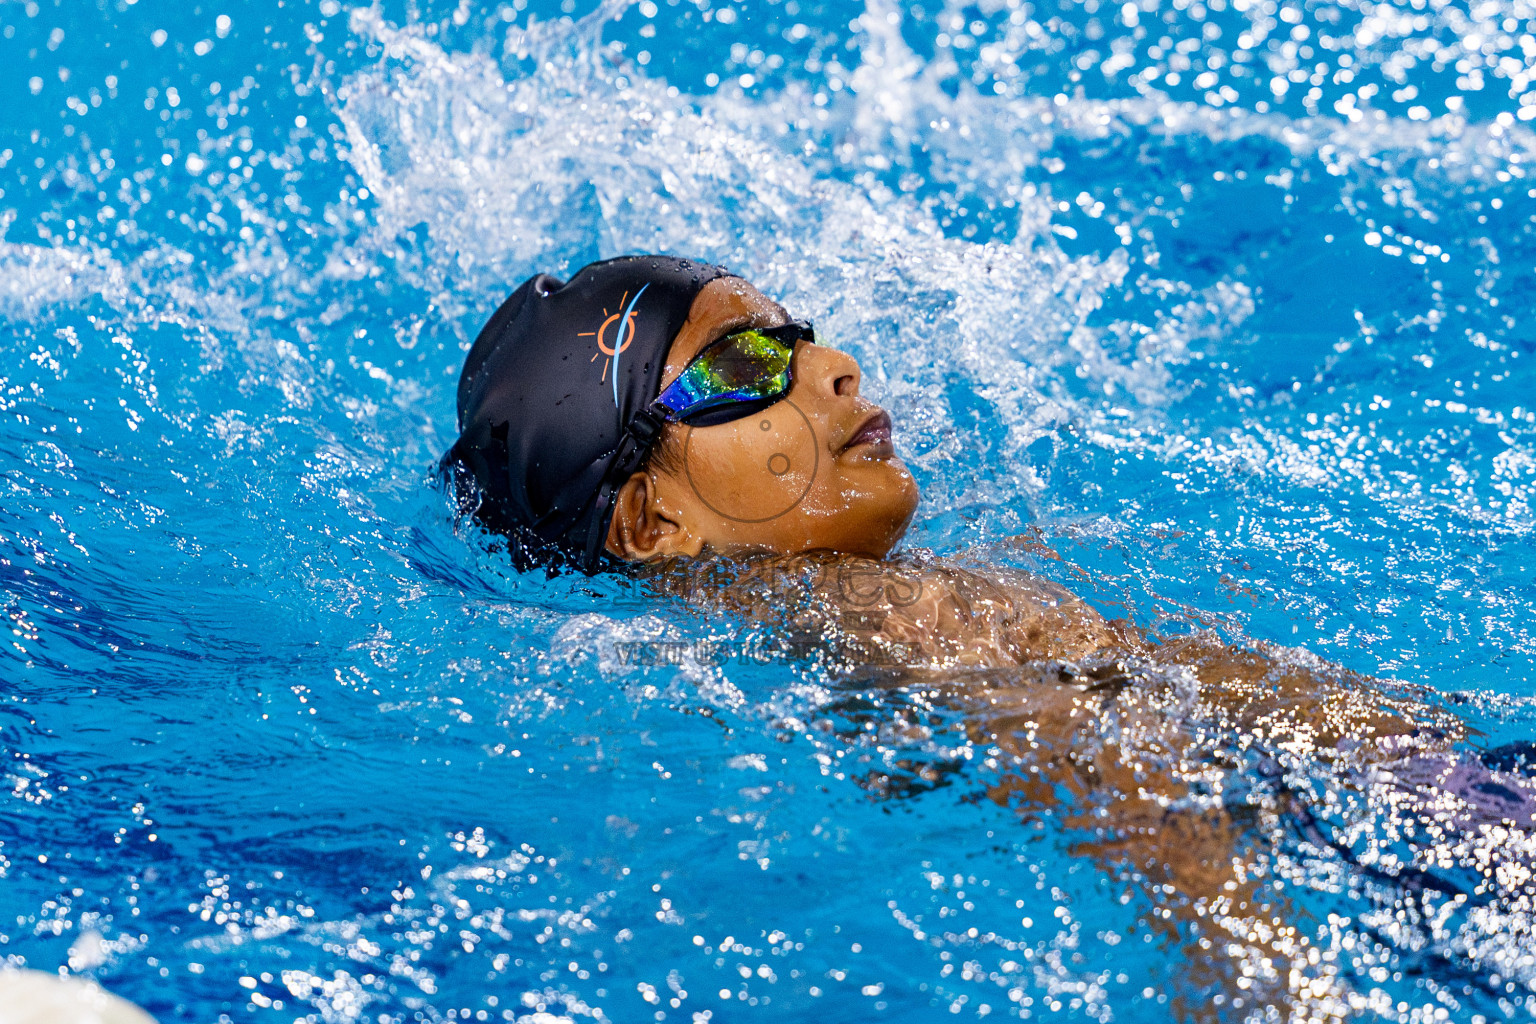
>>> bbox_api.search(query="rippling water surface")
[3,0,1536,1020]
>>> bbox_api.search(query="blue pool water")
[3,0,1536,1020]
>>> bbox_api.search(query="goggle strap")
[625,407,666,446]
[590,406,668,566]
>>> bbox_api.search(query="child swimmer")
[445,255,1534,1021]
[446,255,917,571]
[446,254,1111,660]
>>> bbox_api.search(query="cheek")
[804,459,920,528]
[679,400,822,524]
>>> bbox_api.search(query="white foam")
[0,970,156,1024]
[0,240,129,319]
[333,2,1223,525]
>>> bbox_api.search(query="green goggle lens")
[652,321,811,426]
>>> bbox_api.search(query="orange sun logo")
[578,298,637,382]
[577,283,650,406]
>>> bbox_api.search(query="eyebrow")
[666,302,797,382]
[704,306,790,346]
[703,315,756,344]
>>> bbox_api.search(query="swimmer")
[445,256,1533,1021]
[445,256,919,571]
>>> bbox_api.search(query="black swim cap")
[446,255,732,572]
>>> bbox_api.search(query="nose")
[796,342,861,400]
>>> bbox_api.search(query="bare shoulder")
[639,550,1129,666]
[803,552,1125,665]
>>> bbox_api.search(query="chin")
[885,464,922,542]
[874,502,919,557]
[838,472,921,559]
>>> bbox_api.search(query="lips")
[840,409,894,454]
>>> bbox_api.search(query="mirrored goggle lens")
[671,329,793,416]
[691,329,792,390]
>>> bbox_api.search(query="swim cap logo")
[578,283,650,407]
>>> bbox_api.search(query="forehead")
[661,277,789,385]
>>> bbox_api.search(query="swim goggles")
[648,320,813,427]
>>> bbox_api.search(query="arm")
[651,553,1462,1015]
[794,558,1462,1017]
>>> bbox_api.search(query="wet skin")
[600,276,1509,1021]
[605,277,920,561]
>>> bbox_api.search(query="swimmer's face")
[605,277,920,562]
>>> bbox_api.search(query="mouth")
[840,409,895,456]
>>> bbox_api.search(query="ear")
[605,471,703,561]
